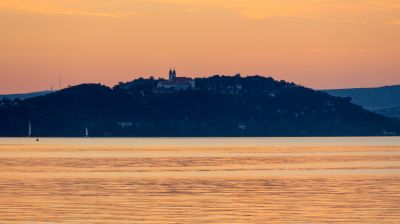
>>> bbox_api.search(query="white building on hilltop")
[156,69,195,90]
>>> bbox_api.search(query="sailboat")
[27,121,32,138]
[85,127,89,137]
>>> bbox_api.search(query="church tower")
[169,68,176,81]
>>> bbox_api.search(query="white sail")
[28,121,32,137]
[85,127,89,137]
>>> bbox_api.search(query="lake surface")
[0,137,399,223]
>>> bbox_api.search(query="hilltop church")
[157,69,195,90]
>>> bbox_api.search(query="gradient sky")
[1,0,400,93]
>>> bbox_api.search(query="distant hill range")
[323,85,400,119]
[0,90,53,100]
[0,75,399,137]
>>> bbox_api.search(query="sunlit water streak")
[0,137,399,223]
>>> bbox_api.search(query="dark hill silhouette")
[0,76,399,137]
[374,105,400,120]
[0,90,52,100]
[324,85,400,119]
[324,85,400,110]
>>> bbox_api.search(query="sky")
[1,0,400,93]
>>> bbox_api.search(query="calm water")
[0,137,399,223]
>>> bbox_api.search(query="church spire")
[168,67,176,81]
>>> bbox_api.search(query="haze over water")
[0,137,399,223]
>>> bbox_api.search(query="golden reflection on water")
[0,137,400,223]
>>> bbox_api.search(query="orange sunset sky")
[1,0,400,93]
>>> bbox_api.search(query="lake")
[0,137,399,223]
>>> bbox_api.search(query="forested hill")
[323,85,400,119]
[324,85,400,110]
[0,75,399,137]
[0,90,52,100]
